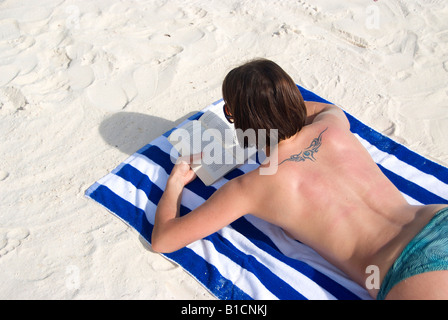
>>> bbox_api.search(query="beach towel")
[85,86,448,300]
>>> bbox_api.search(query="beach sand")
[0,0,447,299]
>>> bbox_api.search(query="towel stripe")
[212,232,303,299]
[347,113,448,185]
[379,164,447,205]
[355,134,448,201]
[184,239,267,300]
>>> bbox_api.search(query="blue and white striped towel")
[85,86,448,300]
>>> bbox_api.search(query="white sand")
[0,0,447,299]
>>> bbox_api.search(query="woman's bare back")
[241,111,444,298]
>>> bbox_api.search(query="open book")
[168,102,257,186]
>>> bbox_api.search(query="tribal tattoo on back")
[279,127,328,165]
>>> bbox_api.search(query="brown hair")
[222,59,307,147]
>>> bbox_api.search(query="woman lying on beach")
[152,59,448,300]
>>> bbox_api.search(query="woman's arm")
[151,161,194,252]
[151,160,251,253]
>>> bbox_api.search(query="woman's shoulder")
[308,102,350,129]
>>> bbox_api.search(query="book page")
[199,104,238,148]
[167,103,258,185]
[191,161,236,186]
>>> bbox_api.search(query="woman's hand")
[168,154,201,188]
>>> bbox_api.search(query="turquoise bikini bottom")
[377,206,448,300]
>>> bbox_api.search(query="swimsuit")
[377,206,448,300]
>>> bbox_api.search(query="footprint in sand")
[331,25,369,49]
[297,0,320,19]
[419,0,444,7]
[86,80,128,112]
[67,65,94,91]
[0,87,27,113]
[0,170,9,181]
[443,61,448,73]
[0,228,30,258]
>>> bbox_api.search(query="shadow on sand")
[99,111,198,155]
